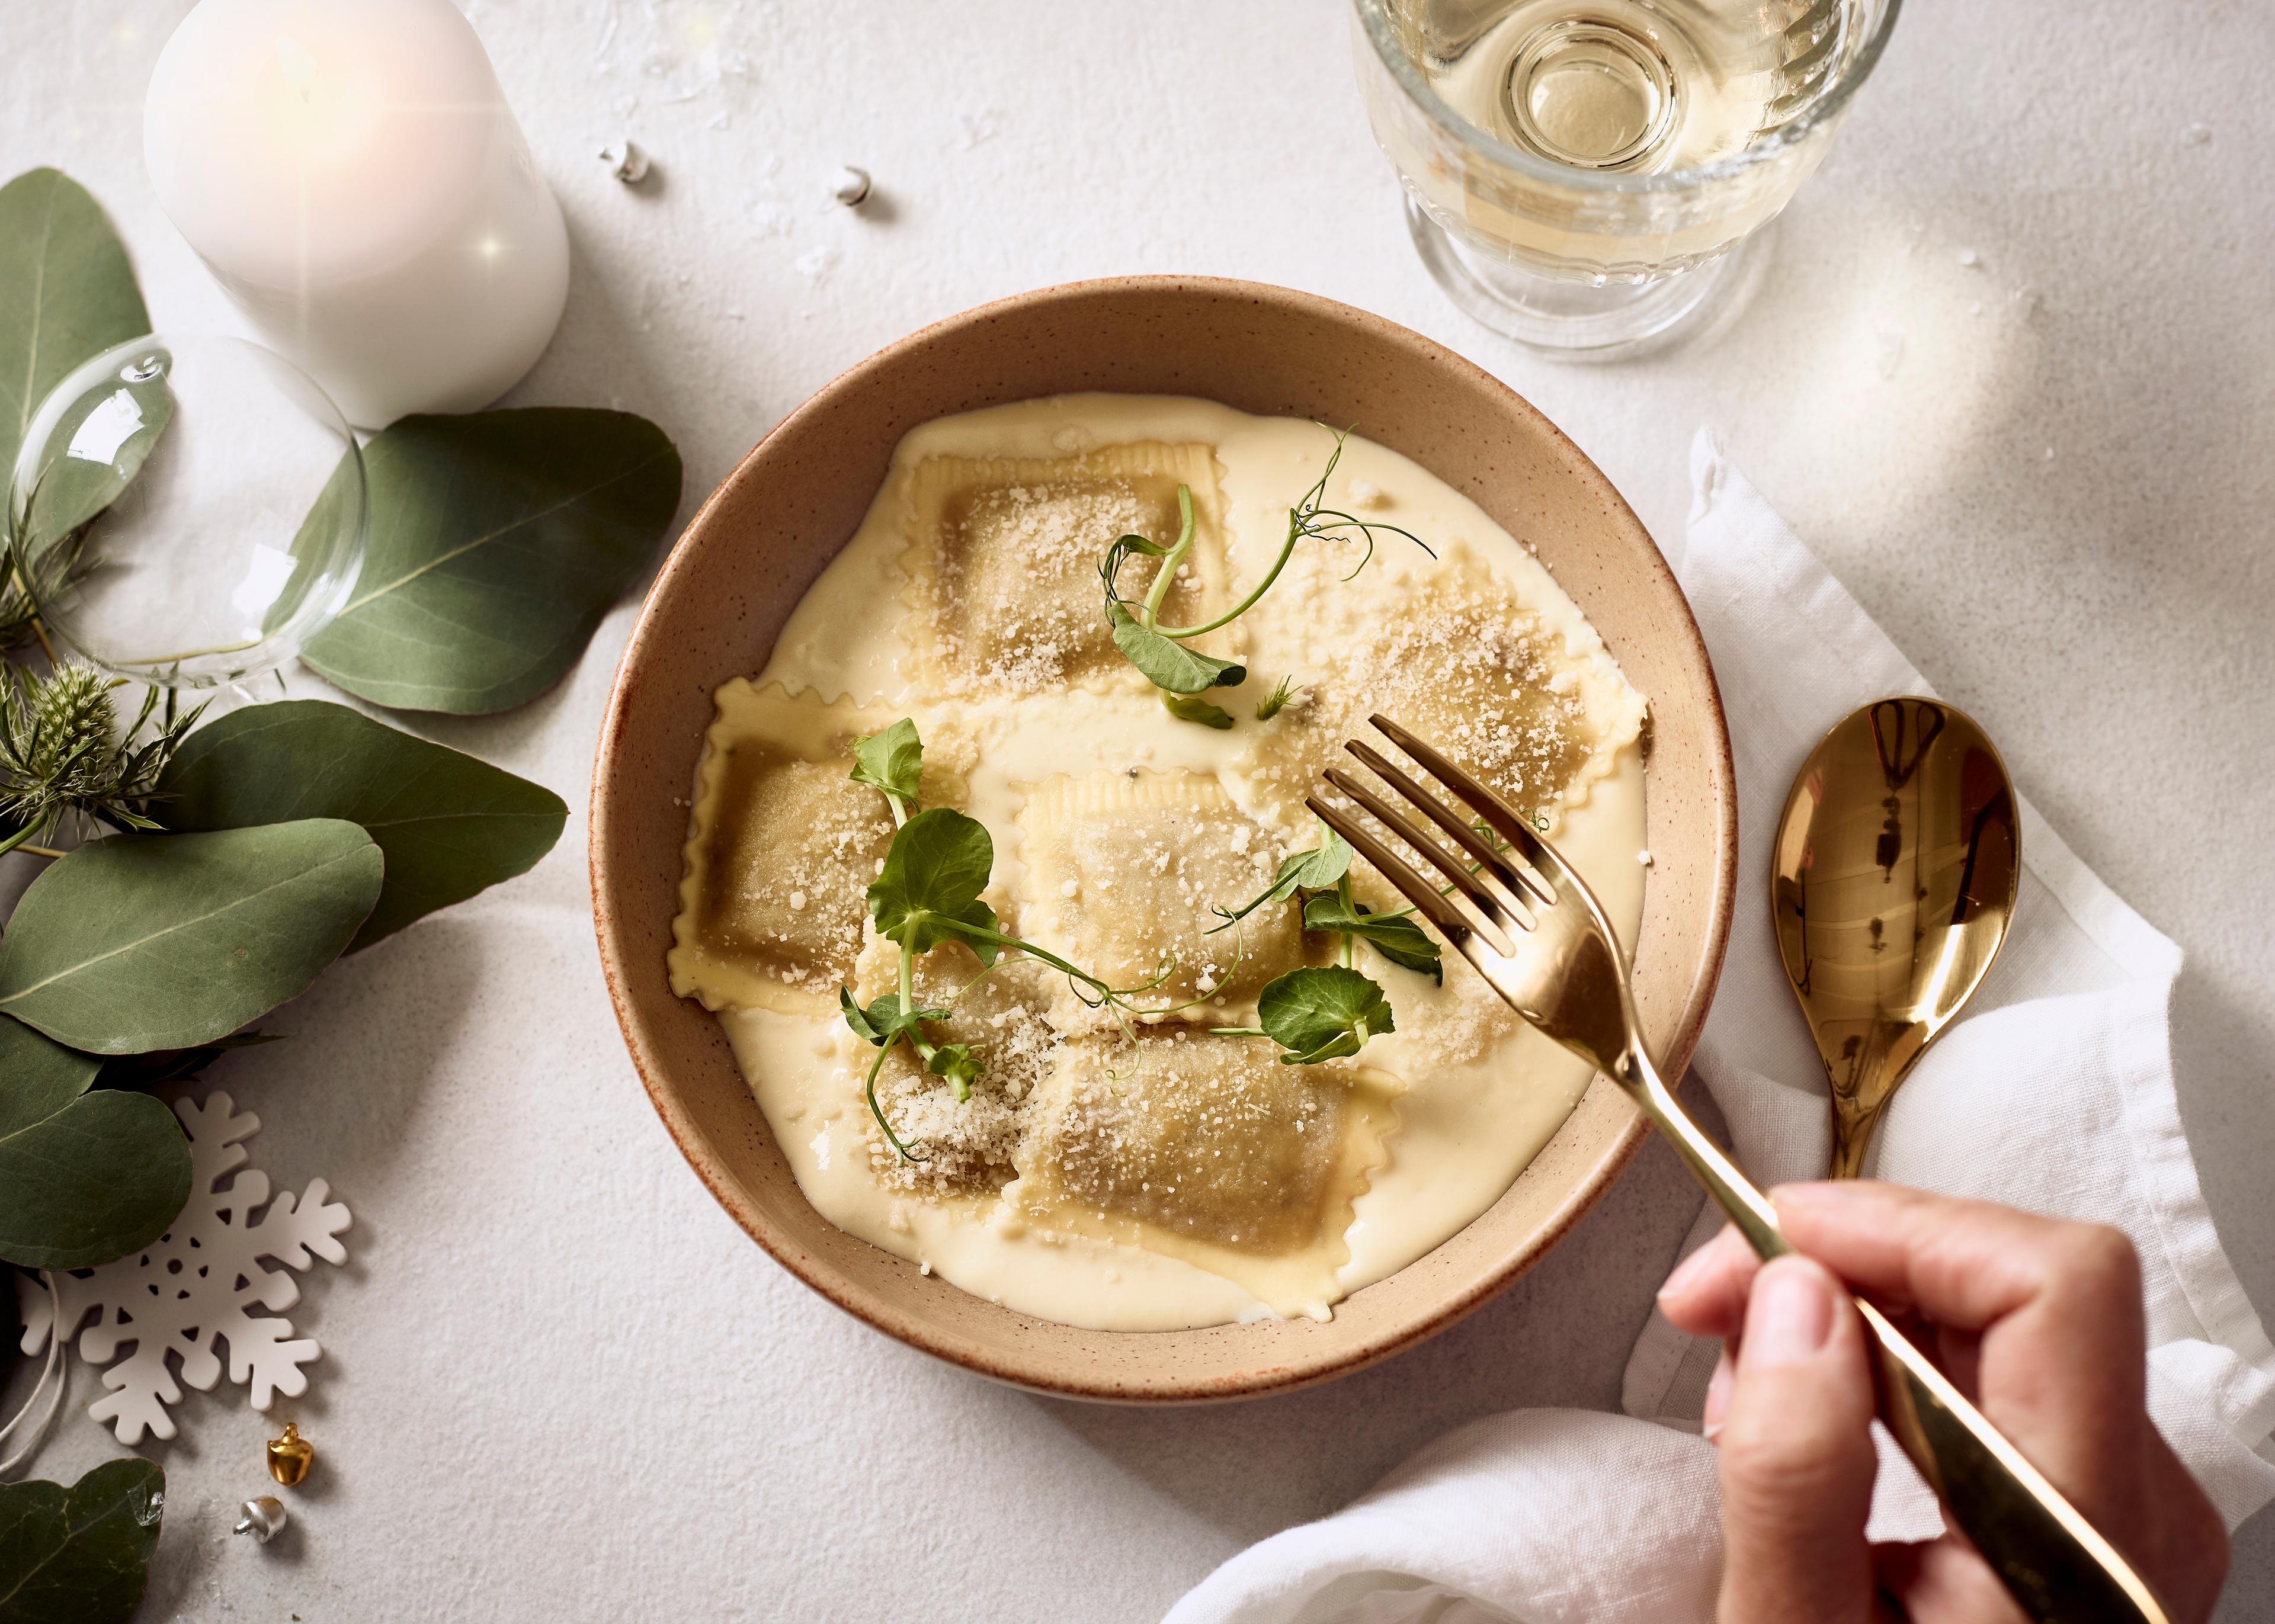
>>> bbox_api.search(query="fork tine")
[1366,715,1578,893]
[1304,794,1515,961]
[1321,765,1539,939]
[1318,767,1529,942]
[1343,740,1555,912]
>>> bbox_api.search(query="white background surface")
[5,2,2270,1619]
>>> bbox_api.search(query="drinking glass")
[1352,0,1902,358]
[7,333,366,688]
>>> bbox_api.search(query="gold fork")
[1309,715,2171,1624]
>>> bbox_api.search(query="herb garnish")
[1203,817,1443,1065]
[1097,430,1429,725]
[1253,676,1300,722]
[1214,965,1397,1065]
[839,720,1173,1160]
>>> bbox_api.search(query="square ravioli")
[667,682,969,1012]
[1249,544,1646,833]
[1015,769,1304,1020]
[1007,1034,1401,1313]
[902,441,1232,695]
[848,941,1062,1198]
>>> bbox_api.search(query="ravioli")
[1007,1034,1401,1315]
[668,682,969,1013]
[848,941,1062,1198]
[1015,769,1306,1021]
[902,441,1234,695]
[1250,542,1647,833]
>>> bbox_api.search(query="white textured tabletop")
[7,2,2271,1619]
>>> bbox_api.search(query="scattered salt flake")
[1637,849,1654,866]
[2043,447,2056,461]
[788,890,807,912]
[1058,878,1079,898]
[958,108,999,149]
[1957,248,1981,268]
[919,1262,932,1276]
[2181,123,2212,147]
[1969,300,1984,316]
[1349,479,1386,510]
[796,244,839,280]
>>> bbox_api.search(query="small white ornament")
[830,165,872,207]
[598,137,651,184]
[18,1092,351,1445]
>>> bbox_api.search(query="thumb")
[1715,1256,1880,1624]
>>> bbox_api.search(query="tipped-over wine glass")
[6,333,366,689]
[1351,0,1903,359]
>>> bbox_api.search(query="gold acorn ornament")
[266,1422,315,1487]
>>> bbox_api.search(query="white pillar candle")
[144,0,570,429]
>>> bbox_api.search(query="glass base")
[1404,198,1774,361]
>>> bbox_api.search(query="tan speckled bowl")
[592,277,1735,1401]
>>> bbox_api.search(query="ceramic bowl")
[591,277,1736,1401]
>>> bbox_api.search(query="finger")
[1874,1537,2030,1624]
[1716,1257,1879,1624]
[1657,1222,1761,1337]
[1770,1183,2149,1507]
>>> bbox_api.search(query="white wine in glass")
[1353,0,1902,357]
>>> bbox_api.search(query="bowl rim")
[591,274,1738,1401]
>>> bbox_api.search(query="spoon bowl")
[1771,697,2020,1177]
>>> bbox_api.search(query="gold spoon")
[1771,697,2020,1178]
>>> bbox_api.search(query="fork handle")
[1614,1045,2173,1624]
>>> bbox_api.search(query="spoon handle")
[1614,1044,2173,1624]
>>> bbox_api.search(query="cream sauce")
[703,395,1648,1331]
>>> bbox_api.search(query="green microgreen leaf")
[1243,965,1396,1064]
[0,1457,167,1624]
[927,1042,984,1101]
[1254,676,1299,721]
[1160,690,1236,729]
[1107,602,1247,695]
[866,807,994,953]
[848,717,923,814]
[1302,894,1443,982]
[838,987,947,1047]
[1208,830,1354,934]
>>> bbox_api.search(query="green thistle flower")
[0,663,201,855]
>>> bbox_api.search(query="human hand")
[1656,1182,2228,1623]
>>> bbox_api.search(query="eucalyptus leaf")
[0,169,149,500]
[0,1089,191,1269]
[0,1458,166,1624]
[155,699,566,949]
[0,1016,99,1138]
[0,821,383,1054]
[299,409,682,714]
[848,718,923,810]
[15,367,172,552]
[92,1032,281,1094]
[1302,895,1444,983]
[1106,603,1246,696]
[1254,965,1396,1064]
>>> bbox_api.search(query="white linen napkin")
[1164,434,2275,1624]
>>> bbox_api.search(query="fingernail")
[1702,1349,1732,1442]
[1741,1259,1836,1369]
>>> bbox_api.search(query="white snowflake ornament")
[18,1092,351,1445]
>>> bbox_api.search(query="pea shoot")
[1097,428,1430,727]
